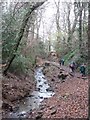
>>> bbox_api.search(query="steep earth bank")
[2,71,36,112]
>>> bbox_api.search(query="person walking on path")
[59,59,62,66]
[59,59,65,66]
[69,61,76,76]
[80,63,86,77]
[69,63,75,73]
[62,59,65,65]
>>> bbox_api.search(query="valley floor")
[29,62,88,118]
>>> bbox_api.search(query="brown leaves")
[41,63,88,118]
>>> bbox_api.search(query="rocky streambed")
[2,67,55,118]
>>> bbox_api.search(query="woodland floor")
[2,72,36,111]
[29,61,88,119]
[2,58,88,119]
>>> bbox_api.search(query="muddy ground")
[28,64,88,118]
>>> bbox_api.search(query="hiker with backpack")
[62,59,65,65]
[59,59,65,66]
[69,61,76,73]
[80,63,86,77]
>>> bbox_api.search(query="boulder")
[58,73,68,80]
[2,103,13,111]
[45,62,50,66]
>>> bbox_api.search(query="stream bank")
[2,67,55,118]
[2,60,88,118]
[2,70,36,117]
[35,63,88,118]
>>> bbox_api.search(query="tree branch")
[3,1,46,75]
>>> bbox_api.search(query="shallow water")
[7,67,55,118]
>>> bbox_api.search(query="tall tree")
[88,2,90,117]
[54,0,61,46]
[78,2,83,57]
[3,1,46,75]
[67,3,71,46]
[88,1,90,73]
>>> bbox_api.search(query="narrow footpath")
[28,60,88,118]
[2,58,88,119]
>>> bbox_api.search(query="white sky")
[39,0,75,39]
[5,0,82,41]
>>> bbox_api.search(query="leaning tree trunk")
[3,1,45,75]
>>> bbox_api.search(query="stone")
[50,109,57,115]
[37,88,40,91]
[44,82,47,84]
[13,106,19,112]
[39,106,45,110]
[51,78,55,81]
[58,74,61,79]
[39,96,43,99]
[46,87,53,92]
[58,74,68,80]
[18,111,27,118]
[2,103,13,111]
[61,80,65,83]
[49,105,55,110]
[37,111,43,114]
[45,62,50,66]
[35,114,42,119]
[38,80,41,82]
[29,95,34,97]
[42,76,45,79]
[35,97,38,99]
[57,96,62,100]
[60,71,63,73]
[44,98,48,100]
[43,72,46,75]
[39,85,43,87]
[82,77,87,80]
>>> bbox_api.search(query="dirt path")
[29,61,88,118]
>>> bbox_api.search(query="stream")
[6,67,55,118]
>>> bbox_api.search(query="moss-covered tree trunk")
[3,1,45,75]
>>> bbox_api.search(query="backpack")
[80,65,85,72]
[70,63,74,67]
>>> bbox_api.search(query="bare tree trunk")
[67,2,84,50]
[54,0,60,44]
[3,1,45,75]
[88,2,90,117]
[88,1,90,75]
[48,40,51,52]
[78,2,83,57]
[36,16,42,40]
[67,3,72,50]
